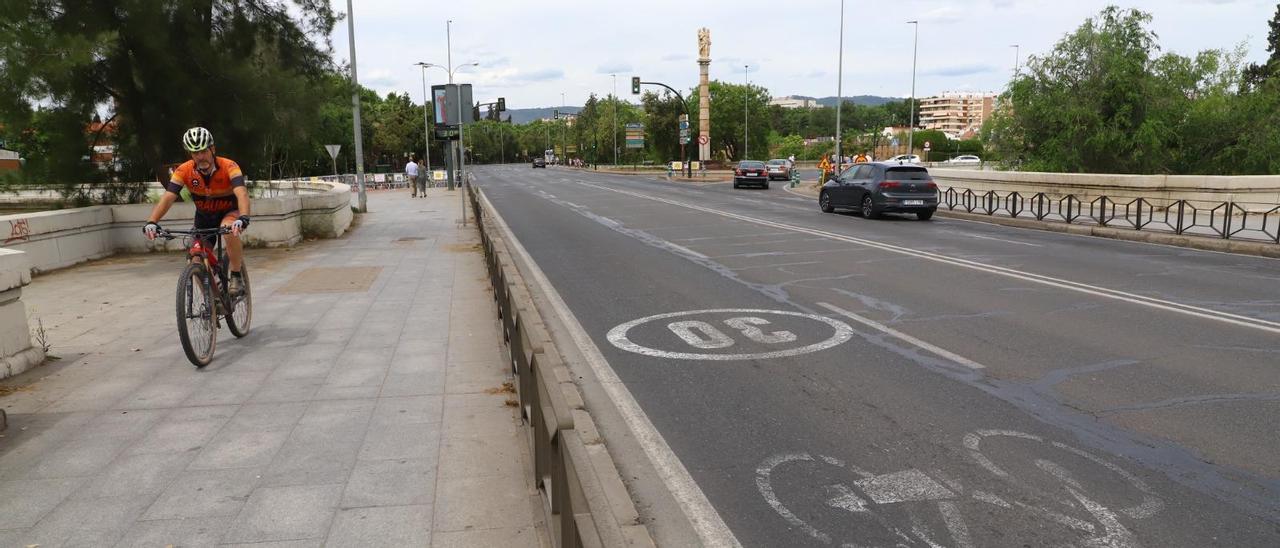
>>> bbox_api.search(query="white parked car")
[887,154,921,164]
[946,155,981,164]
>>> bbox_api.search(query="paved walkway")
[0,188,547,546]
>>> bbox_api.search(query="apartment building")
[918,92,995,139]
[769,96,818,109]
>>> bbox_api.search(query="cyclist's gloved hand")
[231,215,250,236]
[143,222,161,240]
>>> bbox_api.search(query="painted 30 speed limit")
[607,308,854,361]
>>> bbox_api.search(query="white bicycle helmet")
[182,127,214,152]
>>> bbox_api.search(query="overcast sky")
[328,0,1276,110]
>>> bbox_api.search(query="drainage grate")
[277,266,383,294]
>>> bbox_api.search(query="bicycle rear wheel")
[226,264,252,338]
[176,262,217,367]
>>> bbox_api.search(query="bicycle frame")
[162,227,232,303]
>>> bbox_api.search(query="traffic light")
[553,109,559,120]
[497,97,506,112]
[631,76,641,95]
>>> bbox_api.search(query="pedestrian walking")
[416,159,428,196]
[405,155,420,197]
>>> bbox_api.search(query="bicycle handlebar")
[156,227,232,240]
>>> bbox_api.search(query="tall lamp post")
[344,0,367,212]
[836,0,845,169]
[743,64,750,160]
[1011,44,1021,75]
[561,92,567,164]
[611,74,618,167]
[414,62,433,174]
[906,20,919,160]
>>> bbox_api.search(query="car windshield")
[885,166,931,180]
[767,160,786,165]
[740,161,765,169]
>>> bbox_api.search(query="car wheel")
[917,209,934,221]
[763,181,770,190]
[733,180,740,189]
[819,192,834,213]
[861,195,879,219]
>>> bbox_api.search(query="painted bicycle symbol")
[756,429,1164,547]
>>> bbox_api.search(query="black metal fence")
[939,187,1280,244]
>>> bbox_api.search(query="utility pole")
[561,92,567,165]
[743,64,749,160]
[415,63,432,173]
[345,0,366,212]
[836,0,845,168]
[907,20,919,160]
[612,74,618,167]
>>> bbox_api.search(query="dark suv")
[532,157,546,168]
[819,162,938,220]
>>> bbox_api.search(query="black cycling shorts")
[193,207,239,245]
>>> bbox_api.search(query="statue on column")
[697,28,712,165]
[698,29,711,60]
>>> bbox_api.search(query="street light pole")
[836,0,845,169]
[561,92,567,165]
[743,64,749,160]
[415,63,432,174]
[612,74,618,167]
[1011,44,1021,75]
[345,0,366,212]
[907,20,919,160]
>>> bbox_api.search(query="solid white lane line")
[579,182,1280,336]
[479,190,743,548]
[964,233,1044,247]
[818,302,987,370]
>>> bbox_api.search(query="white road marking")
[972,490,1012,508]
[477,190,742,547]
[964,233,1044,247]
[825,483,870,513]
[818,302,987,370]
[854,469,956,504]
[667,320,736,349]
[607,309,854,361]
[939,501,976,548]
[756,453,832,544]
[581,181,1280,335]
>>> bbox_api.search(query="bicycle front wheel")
[176,262,217,367]
[227,264,252,338]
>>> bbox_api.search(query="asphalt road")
[476,164,1280,548]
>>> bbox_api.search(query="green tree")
[689,80,771,161]
[0,0,337,194]
[984,6,1262,174]
[1243,3,1280,89]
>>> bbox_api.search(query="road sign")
[924,141,932,150]
[625,122,645,149]
[698,135,709,146]
[324,144,341,160]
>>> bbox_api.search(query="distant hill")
[790,95,901,107]
[505,106,583,124]
[505,95,899,124]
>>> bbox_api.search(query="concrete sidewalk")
[0,187,546,546]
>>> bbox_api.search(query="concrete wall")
[0,249,44,379]
[0,180,352,274]
[929,168,1280,207]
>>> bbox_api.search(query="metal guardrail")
[940,187,1280,244]
[468,185,655,548]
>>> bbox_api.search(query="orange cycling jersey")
[166,157,246,213]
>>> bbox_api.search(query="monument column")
[697,28,712,164]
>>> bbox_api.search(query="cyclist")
[143,127,250,295]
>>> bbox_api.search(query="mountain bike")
[157,227,252,366]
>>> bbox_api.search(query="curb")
[467,187,657,548]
